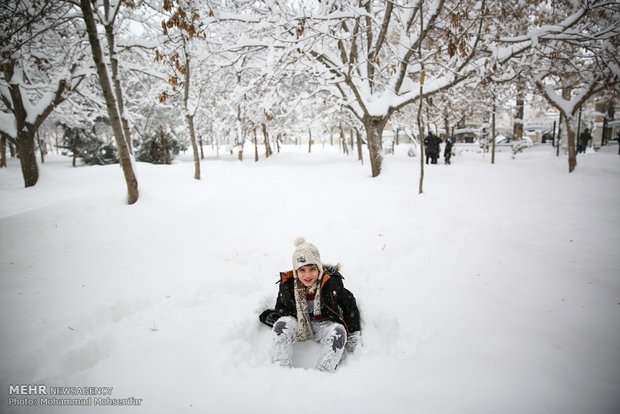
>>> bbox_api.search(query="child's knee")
[273,316,296,337]
[332,325,346,351]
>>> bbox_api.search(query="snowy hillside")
[1,144,619,414]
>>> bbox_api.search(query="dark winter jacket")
[425,134,441,155]
[580,130,592,144]
[259,265,361,336]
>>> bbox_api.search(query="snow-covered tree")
[493,0,620,172]
[0,1,87,186]
[156,0,213,178]
[79,0,140,203]
[232,0,501,177]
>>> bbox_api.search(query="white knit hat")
[292,237,323,278]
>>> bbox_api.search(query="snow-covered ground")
[1,143,619,414]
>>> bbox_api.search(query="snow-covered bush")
[59,124,119,166]
[135,131,183,164]
[511,137,533,158]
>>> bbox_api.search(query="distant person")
[259,238,361,372]
[579,128,592,153]
[431,134,441,164]
[425,133,441,164]
[444,138,454,165]
[479,128,490,153]
[424,134,432,164]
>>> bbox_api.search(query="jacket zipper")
[325,292,349,336]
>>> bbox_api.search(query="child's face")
[297,264,320,287]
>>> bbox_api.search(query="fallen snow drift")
[1,144,619,414]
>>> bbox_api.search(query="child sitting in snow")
[259,238,361,372]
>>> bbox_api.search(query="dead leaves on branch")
[296,19,306,38]
[443,11,478,59]
[120,0,136,9]
[447,35,469,58]
[154,48,186,93]
[161,0,203,39]
[156,0,206,100]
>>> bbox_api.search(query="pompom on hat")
[292,237,323,279]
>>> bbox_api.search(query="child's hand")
[346,331,361,352]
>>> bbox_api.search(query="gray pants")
[271,316,346,372]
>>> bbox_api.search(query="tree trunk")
[417,125,424,194]
[363,116,387,178]
[254,128,259,162]
[513,79,525,141]
[80,0,138,204]
[6,59,67,187]
[160,128,169,164]
[236,128,243,161]
[182,40,201,179]
[103,0,132,154]
[187,114,200,178]
[199,138,204,160]
[16,133,39,187]
[340,123,348,155]
[262,123,271,158]
[417,66,425,193]
[37,132,45,164]
[236,137,245,161]
[72,130,79,167]
[491,103,496,165]
[349,129,354,151]
[1,136,7,167]
[308,129,312,153]
[10,81,39,185]
[563,114,577,173]
[356,128,363,164]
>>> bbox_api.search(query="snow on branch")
[497,7,587,45]
[0,111,17,138]
[533,73,615,117]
